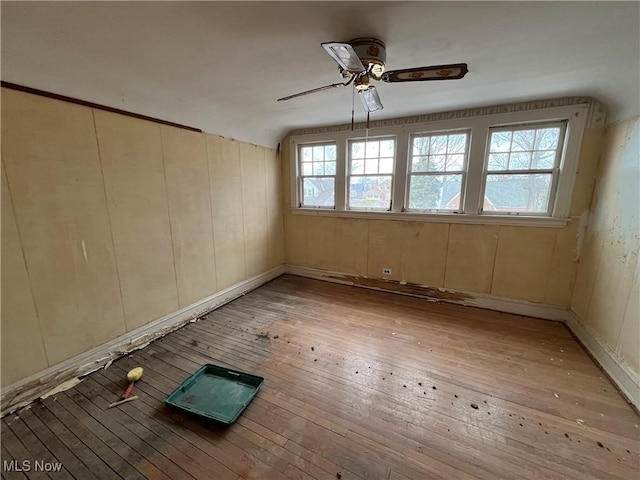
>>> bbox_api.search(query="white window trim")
[288,103,589,227]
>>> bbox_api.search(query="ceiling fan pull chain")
[351,82,355,131]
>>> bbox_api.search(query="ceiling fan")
[277,37,468,113]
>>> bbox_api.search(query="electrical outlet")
[382,268,392,275]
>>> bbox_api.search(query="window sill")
[290,208,570,227]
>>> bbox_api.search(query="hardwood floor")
[2,275,638,479]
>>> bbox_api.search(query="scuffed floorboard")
[1,275,638,479]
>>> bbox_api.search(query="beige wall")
[571,117,640,378]
[282,126,604,306]
[1,88,284,386]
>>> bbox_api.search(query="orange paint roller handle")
[122,381,135,399]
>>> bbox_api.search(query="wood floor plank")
[70,379,198,480]
[1,275,637,479]
[1,419,51,480]
[153,325,592,479]
[3,415,72,480]
[0,445,28,480]
[40,395,140,480]
[29,401,119,480]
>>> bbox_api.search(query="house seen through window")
[483,122,565,214]
[348,137,395,210]
[299,143,336,208]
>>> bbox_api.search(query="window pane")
[365,158,378,174]
[446,154,464,172]
[301,147,312,162]
[411,156,429,172]
[352,142,365,159]
[302,163,312,175]
[302,178,335,207]
[408,175,462,210]
[413,137,429,156]
[484,173,552,213]
[313,162,324,175]
[512,130,535,151]
[349,176,392,209]
[325,161,336,175]
[380,139,395,157]
[488,153,508,171]
[429,136,448,155]
[535,128,560,150]
[447,134,467,154]
[509,152,531,170]
[351,160,364,174]
[325,145,336,161]
[531,150,555,169]
[428,155,446,172]
[490,131,512,152]
[365,141,379,158]
[379,157,394,174]
[313,146,324,161]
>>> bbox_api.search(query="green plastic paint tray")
[164,364,264,424]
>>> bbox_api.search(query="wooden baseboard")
[285,264,639,410]
[284,265,568,321]
[0,266,284,416]
[566,310,640,410]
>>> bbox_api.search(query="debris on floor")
[470,403,479,409]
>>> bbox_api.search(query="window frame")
[346,135,397,212]
[480,120,568,217]
[405,129,471,213]
[297,141,337,209]
[289,102,589,227]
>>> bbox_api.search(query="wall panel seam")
[204,135,218,289]
[91,109,128,332]
[159,126,182,308]
[1,161,49,366]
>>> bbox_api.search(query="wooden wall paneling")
[160,125,217,307]
[306,216,338,270]
[265,147,285,269]
[401,222,450,287]
[207,135,247,289]
[586,231,638,348]
[367,220,405,281]
[240,143,269,278]
[570,127,604,217]
[334,218,369,276]
[570,228,604,319]
[545,220,579,306]
[2,90,126,365]
[491,226,557,303]
[444,224,499,294]
[284,214,307,266]
[94,109,178,331]
[207,134,242,177]
[617,267,639,370]
[0,165,48,385]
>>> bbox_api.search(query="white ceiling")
[2,1,639,147]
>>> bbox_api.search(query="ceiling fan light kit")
[278,37,468,116]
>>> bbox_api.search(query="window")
[348,137,395,210]
[289,101,589,225]
[483,122,565,215]
[299,143,336,208]
[407,131,469,211]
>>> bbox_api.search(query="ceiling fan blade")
[321,42,366,74]
[359,86,383,113]
[381,63,468,83]
[277,82,347,102]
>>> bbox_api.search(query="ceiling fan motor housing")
[349,37,387,79]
